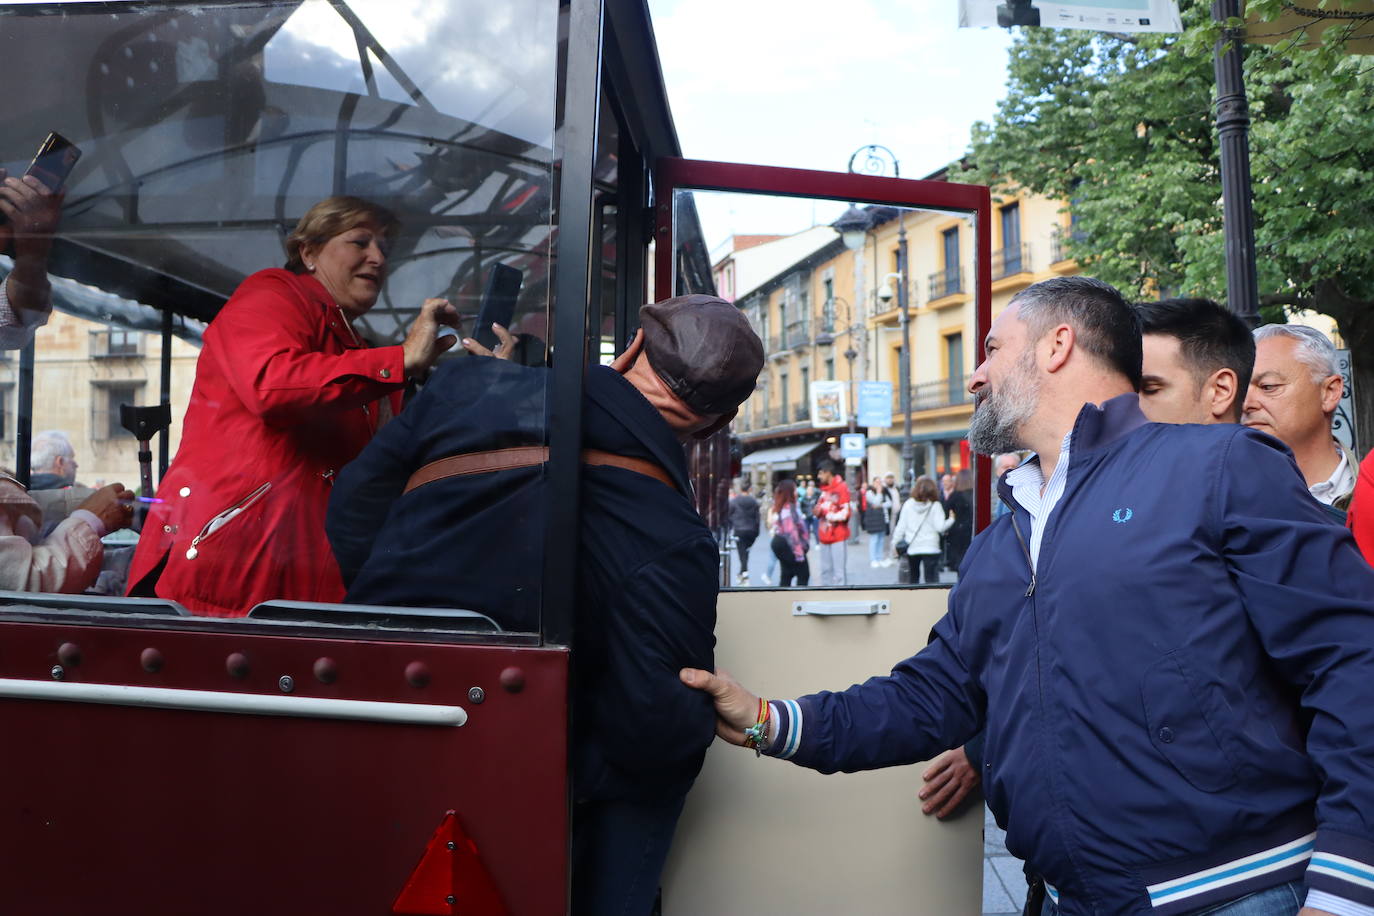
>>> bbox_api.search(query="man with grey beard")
[682,276,1374,916]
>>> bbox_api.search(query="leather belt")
[403,446,678,495]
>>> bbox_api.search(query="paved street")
[729,530,959,587]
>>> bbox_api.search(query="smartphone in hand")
[472,263,522,351]
[26,132,82,192]
[0,132,81,227]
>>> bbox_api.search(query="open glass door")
[655,158,992,913]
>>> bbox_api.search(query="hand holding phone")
[473,264,522,351]
[0,132,78,239]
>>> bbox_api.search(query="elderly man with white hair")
[29,430,95,532]
[1243,324,1358,512]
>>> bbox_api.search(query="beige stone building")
[4,309,200,489]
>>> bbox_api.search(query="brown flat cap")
[639,294,765,416]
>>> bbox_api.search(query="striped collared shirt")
[1004,432,1072,572]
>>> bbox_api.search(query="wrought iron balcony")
[927,267,964,300]
[891,375,974,414]
[992,243,1031,279]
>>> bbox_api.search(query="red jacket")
[815,478,851,544]
[127,269,405,616]
[1350,448,1374,565]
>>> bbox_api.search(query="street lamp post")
[894,218,913,489]
[844,344,858,434]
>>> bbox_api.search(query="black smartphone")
[1,132,81,228]
[473,263,522,351]
[25,132,82,192]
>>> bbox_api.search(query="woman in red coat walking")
[128,197,459,616]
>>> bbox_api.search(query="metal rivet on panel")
[278,675,294,693]
[140,648,164,673]
[313,657,338,684]
[405,661,430,688]
[178,487,191,497]
[57,642,81,668]
[50,665,64,681]
[499,666,526,694]
[468,686,485,704]
[225,652,250,679]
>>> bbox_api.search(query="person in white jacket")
[891,475,954,585]
[0,474,132,594]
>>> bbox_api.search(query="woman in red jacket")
[128,197,459,616]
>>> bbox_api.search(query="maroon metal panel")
[0,620,567,915]
[653,156,995,531]
[973,183,994,534]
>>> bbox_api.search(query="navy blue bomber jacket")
[766,395,1374,915]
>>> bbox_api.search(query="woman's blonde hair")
[284,196,400,273]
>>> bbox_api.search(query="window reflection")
[0,0,559,626]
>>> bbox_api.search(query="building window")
[945,333,964,403]
[943,227,960,270]
[93,382,144,441]
[825,356,835,380]
[800,366,810,412]
[0,383,11,441]
[996,204,1023,277]
[779,371,789,423]
[92,327,142,358]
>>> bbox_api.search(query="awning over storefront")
[741,440,823,471]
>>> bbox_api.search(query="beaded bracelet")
[742,697,771,757]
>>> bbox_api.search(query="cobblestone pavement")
[984,805,1026,915]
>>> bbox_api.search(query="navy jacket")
[327,358,717,803]
[767,395,1374,915]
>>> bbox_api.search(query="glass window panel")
[674,188,986,590]
[1,0,558,632]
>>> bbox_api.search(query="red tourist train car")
[0,1,991,912]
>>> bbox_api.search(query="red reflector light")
[392,810,510,916]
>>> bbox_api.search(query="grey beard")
[967,356,1039,457]
[968,398,1024,456]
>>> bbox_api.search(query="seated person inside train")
[0,469,132,595]
[29,430,96,535]
[126,195,472,617]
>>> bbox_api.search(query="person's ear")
[691,409,736,440]
[1319,373,1343,415]
[1204,368,1239,421]
[1045,324,1074,373]
[610,328,645,374]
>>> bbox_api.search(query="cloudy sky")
[645,0,1014,251]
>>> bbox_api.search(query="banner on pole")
[857,381,893,428]
[809,380,848,429]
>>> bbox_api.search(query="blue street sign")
[857,381,893,428]
[840,433,867,460]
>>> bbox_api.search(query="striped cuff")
[1309,832,1374,909]
[1305,889,1374,916]
[764,699,803,759]
[1144,832,1314,914]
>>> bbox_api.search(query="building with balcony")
[726,172,1079,490]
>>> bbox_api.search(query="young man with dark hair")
[813,459,851,586]
[1134,297,1255,424]
[684,276,1374,916]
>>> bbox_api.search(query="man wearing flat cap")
[327,293,764,916]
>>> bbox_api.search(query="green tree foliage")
[961,0,1374,449]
